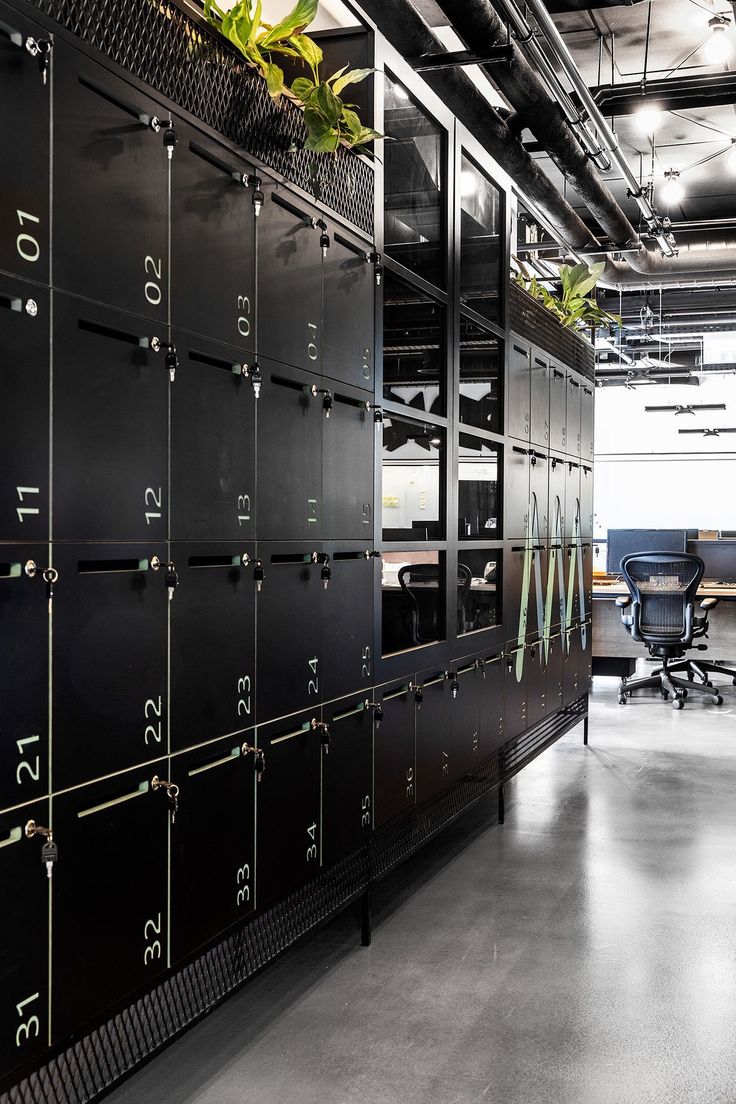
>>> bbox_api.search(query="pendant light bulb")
[727,143,736,174]
[705,17,733,64]
[660,170,684,207]
[635,105,662,134]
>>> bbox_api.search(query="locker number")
[307,321,318,362]
[236,863,251,907]
[306,821,317,861]
[406,767,414,799]
[15,210,40,264]
[237,294,251,338]
[236,675,251,718]
[144,486,162,525]
[14,992,40,1048]
[361,794,371,829]
[143,914,162,965]
[144,697,162,745]
[16,734,40,786]
[237,493,251,526]
[16,485,40,524]
[144,255,163,306]
[361,645,371,679]
[307,656,319,696]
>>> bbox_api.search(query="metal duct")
[545,0,645,9]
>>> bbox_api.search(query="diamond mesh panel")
[509,282,595,381]
[31,0,374,234]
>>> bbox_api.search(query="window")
[458,434,502,540]
[457,549,502,635]
[382,551,444,654]
[459,318,502,434]
[459,154,502,325]
[383,270,444,414]
[382,415,444,541]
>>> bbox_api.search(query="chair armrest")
[700,597,719,611]
[615,595,632,609]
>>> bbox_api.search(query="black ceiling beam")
[588,72,736,115]
[408,45,514,71]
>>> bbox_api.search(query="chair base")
[667,658,736,688]
[619,656,724,710]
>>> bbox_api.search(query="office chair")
[616,551,724,710]
[398,563,471,644]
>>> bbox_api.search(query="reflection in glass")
[457,549,502,635]
[459,318,502,434]
[458,434,501,540]
[460,155,502,324]
[384,75,444,288]
[382,551,444,654]
[383,270,444,413]
[382,415,444,541]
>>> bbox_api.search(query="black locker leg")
[583,713,589,746]
[361,889,372,947]
[498,784,505,825]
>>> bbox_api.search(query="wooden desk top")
[593,577,736,600]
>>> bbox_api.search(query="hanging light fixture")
[635,104,662,134]
[660,169,684,206]
[705,15,733,64]
[726,141,736,173]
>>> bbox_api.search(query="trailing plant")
[514,260,622,331]
[204,0,383,154]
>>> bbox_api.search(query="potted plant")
[513,260,622,335]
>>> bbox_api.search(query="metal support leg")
[583,713,589,746]
[361,890,372,947]
[498,783,505,825]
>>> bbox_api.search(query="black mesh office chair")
[616,552,724,709]
[398,563,470,644]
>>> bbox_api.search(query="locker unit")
[564,460,581,540]
[450,660,481,776]
[504,645,527,741]
[529,451,549,542]
[562,622,587,704]
[321,696,373,866]
[415,668,452,802]
[478,652,505,760]
[170,544,256,751]
[504,445,530,540]
[321,388,375,539]
[373,681,415,829]
[544,632,564,714]
[507,338,530,442]
[320,548,376,703]
[505,542,545,643]
[525,639,546,728]
[529,349,550,449]
[581,380,594,461]
[566,370,583,456]
[548,454,566,543]
[322,230,375,390]
[580,462,594,537]
[549,361,567,453]
[545,539,566,631]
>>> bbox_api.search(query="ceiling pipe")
[545,0,646,9]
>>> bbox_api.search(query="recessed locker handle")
[383,685,409,703]
[0,18,24,46]
[0,292,24,313]
[568,378,581,389]
[77,781,150,818]
[78,557,150,573]
[0,562,22,579]
[512,445,531,456]
[333,702,366,723]
[78,74,157,126]
[271,721,311,746]
[0,826,22,849]
[553,368,565,379]
[187,746,241,777]
[583,386,593,396]
[271,190,317,224]
[512,343,528,356]
[189,140,250,185]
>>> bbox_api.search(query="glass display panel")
[459,154,502,324]
[383,270,444,414]
[383,415,444,542]
[458,434,501,540]
[459,318,502,434]
[384,75,444,288]
[457,549,502,635]
[382,550,445,654]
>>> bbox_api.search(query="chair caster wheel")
[672,697,684,710]
[681,688,688,698]
[704,680,713,688]
[732,678,736,686]
[713,695,723,706]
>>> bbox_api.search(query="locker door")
[415,669,451,802]
[504,645,527,739]
[562,622,582,703]
[321,696,373,866]
[545,539,566,632]
[579,618,592,695]
[581,541,593,623]
[373,682,415,829]
[52,544,167,791]
[549,362,567,453]
[0,3,50,283]
[257,190,322,370]
[256,548,322,723]
[525,639,545,727]
[0,800,49,1078]
[564,461,581,541]
[0,281,48,541]
[505,543,545,645]
[580,463,594,537]
[529,451,548,542]
[505,543,525,642]
[171,123,256,345]
[450,661,481,777]
[256,710,322,908]
[566,370,582,457]
[478,653,505,760]
[548,454,566,547]
[171,737,255,963]
[564,541,583,625]
[53,51,168,320]
[323,230,374,390]
[581,380,595,461]
[321,548,376,703]
[170,544,256,752]
[52,761,168,1041]
[53,294,168,541]
[504,445,530,540]
[529,350,550,449]
[0,549,48,812]
[507,338,530,442]
[257,362,323,540]
[545,631,564,713]
[171,331,256,541]
[322,389,374,539]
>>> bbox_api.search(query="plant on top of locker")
[513,260,622,332]
[204,0,383,154]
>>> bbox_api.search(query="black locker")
[529,349,550,449]
[0,548,48,812]
[566,370,582,457]
[579,618,593,694]
[505,543,545,644]
[321,548,376,703]
[373,682,415,829]
[580,463,594,537]
[0,800,49,1078]
[52,543,168,791]
[507,338,530,442]
[478,653,505,760]
[504,645,527,740]
[171,122,256,347]
[323,230,374,390]
[0,281,48,542]
[564,541,583,624]
[321,696,373,866]
[322,387,374,539]
[53,294,168,541]
[256,546,323,723]
[549,361,567,454]
[544,632,564,713]
[562,623,583,704]
[257,190,322,370]
[525,639,545,727]
[504,445,530,540]
[548,454,566,544]
[257,361,323,540]
[0,3,50,284]
[529,451,549,542]
[564,460,581,541]
[170,331,256,541]
[581,381,594,461]
[170,543,256,752]
[53,49,168,320]
[580,542,593,625]
[449,661,481,777]
[545,539,566,632]
[415,669,451,802]
[171,737,256,963]
[52,761,168,1041]
[255,710,322,908]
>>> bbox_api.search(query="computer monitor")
[687,540,736,583]
[606,528,688,574]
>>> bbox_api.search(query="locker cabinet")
[373,681,415,829]
[257,190,323,370]
[504,645,527,740]
[52,544,168,791]
[548,454,566,543]
[562,622,584,704]
[255,710,322,908]
[507,338,530,442]
[566,370,582,457]
[0,548,48,812]
[321,696,373,866]
[545,632,564,713]
[52,761,169,1040]
[321,548,376,703]
[525,639,545,728]
[549,361,567,453]
[171,737,256,963]
[321,388,374,539]
[504,445,530,540]
[0,281,48,542]
[529,349,550,449]
[478,653,505,760]
[256,546,323,723]
[257,361,323,540]
[171,122,256,347]
[564,460,581,541]
[529,451,548,542]
[545,540,566,632]
[170,544,256,751]
[53,294,168,541]
[53,49,168,320]
[415,669,451,802]
[580,542,593,624]
[0,800,49,1079]
[580,463,594,537]
[564,541,583,624]
[579,618,593,693]
[505,543,545,644]
[581,380,594,461]
[450,661,481,777]
[0,2,50,284]
[323,230,374,390]
[170,331,256,541]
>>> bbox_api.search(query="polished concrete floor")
[106,675,736,1104]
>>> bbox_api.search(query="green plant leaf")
[327,64,350,85]
[314,81,342,126]
[291,76,316,101]
[304,104,333,138]
[263,60,284,98]
[332,67,373,95]
[289,33,323,71]
[352,125,384,148]
[258,0,318,46]
[304,126,340,152]
[249,0,262,42]
[340,107,362,139]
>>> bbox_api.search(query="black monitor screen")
[688,540,736,583]
[606,529,688,574]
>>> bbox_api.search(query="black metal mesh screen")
[624,556,700,635]
[1,697,587,1104]
[509,282,595,381]
[31,0,374,234]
